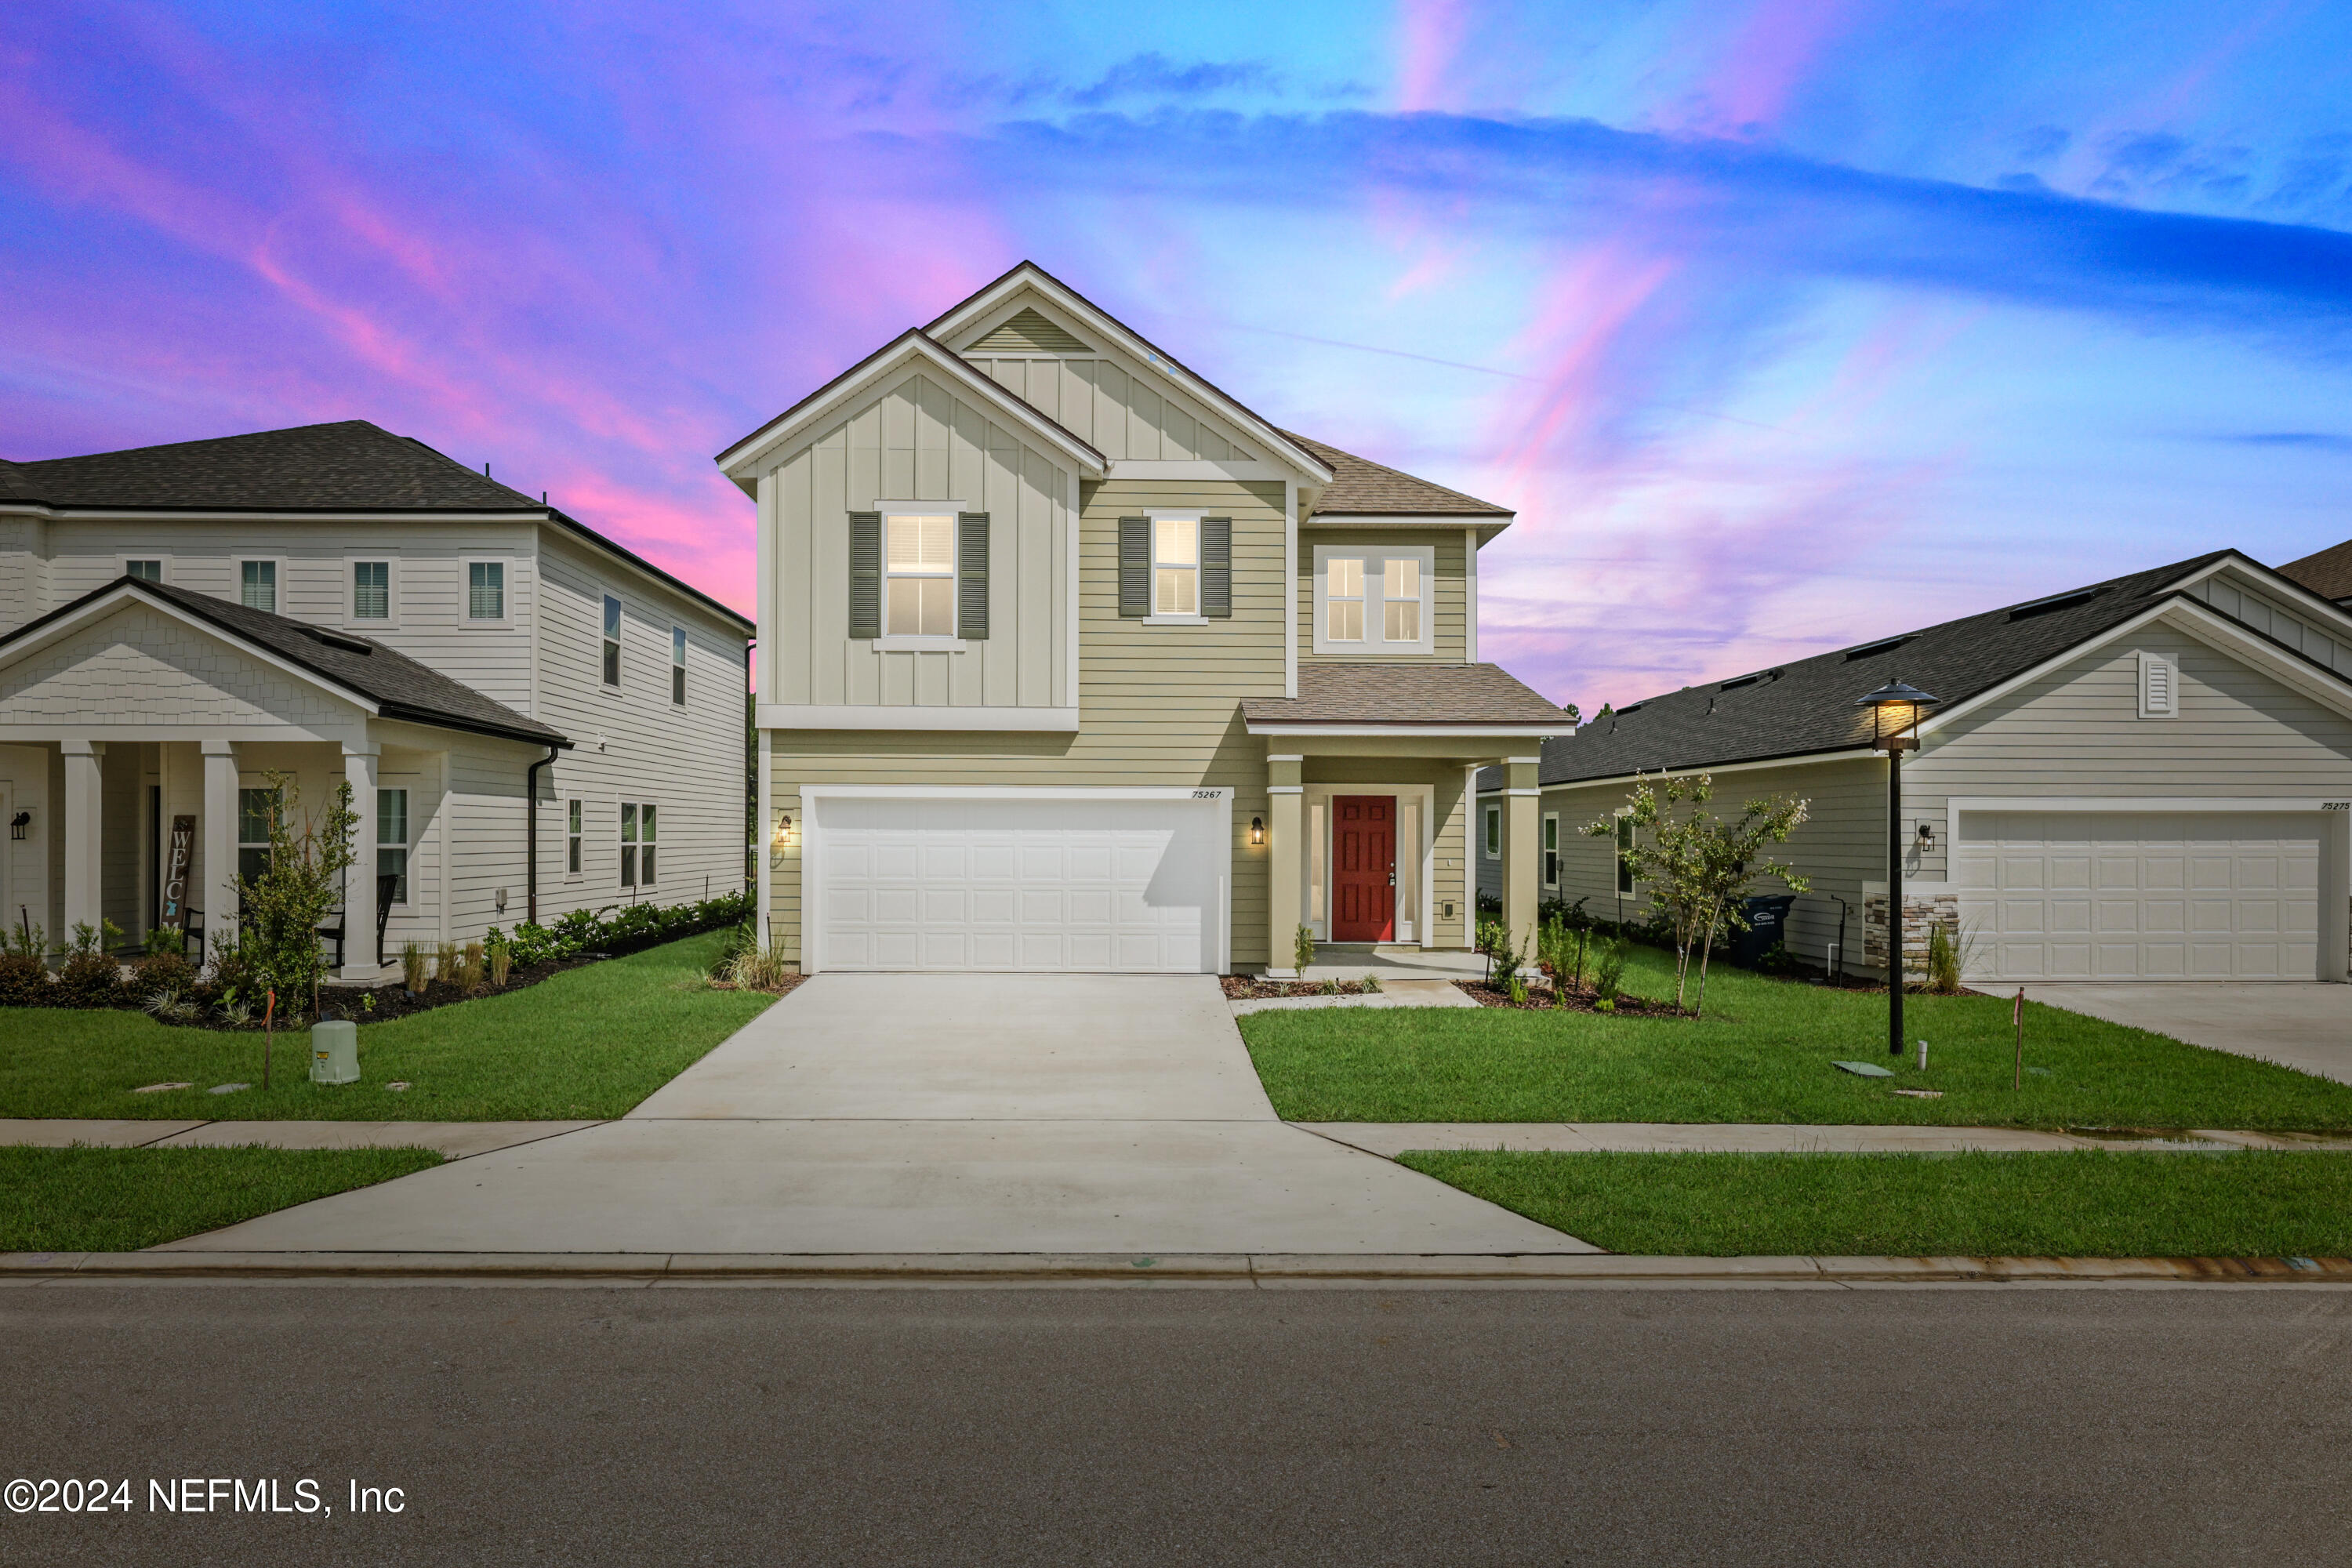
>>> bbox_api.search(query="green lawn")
[1400,1149,2352,1257]
[1242,946,2352,1131]
[2,1145,445,1252]
[0,931,775,1121]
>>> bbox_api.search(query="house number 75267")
[1192,789,1222,800]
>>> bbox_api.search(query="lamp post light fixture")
[1857,680,1940,1057]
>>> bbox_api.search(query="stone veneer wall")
[1861,891,1958,982]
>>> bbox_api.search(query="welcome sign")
[159,814,196,931]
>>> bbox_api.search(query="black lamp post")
[1857,680,1940,1056]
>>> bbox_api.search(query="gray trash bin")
[310,1019,359,1085]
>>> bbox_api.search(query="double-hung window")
[1326,558,1364,642]
[1154,517,1199,617]
[466,561,505,622]
[670,626,687,706]
[352,561,391,621]
[1316,546,1434,654]
[1383,559,1422,642]
[377,789,408,904]
[884,514,956,636]
[602,595,622,686]
[239,560,278,613]
[566,800,583,874]
[237,786,280,885]
[619,803,657,888]
[125,559,165,583]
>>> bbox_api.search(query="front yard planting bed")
[1240,944,2352,1131]
[1399,1149,2352,1258]
[0,930,775,1121]
[1,1145,444,1253]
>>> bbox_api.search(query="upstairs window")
[1383,558,1422,642]
[603,595,622,685]
[671,626,688,706]
[1326,557,1364,642]
[885,514,955,636]
[125,559,164,583]
[1153,517,1199,616]
[239,560,277,613]
[353,561,390,620]
[466,561,505,621]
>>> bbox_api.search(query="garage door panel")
[816,796,1220,972]
[1960,811,2321,982]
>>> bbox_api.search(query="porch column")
[61,739,104,945]
[201,740,238,962]
[1500,754,1541,960]
[1265,754,1304,977]
[342,742,380,979]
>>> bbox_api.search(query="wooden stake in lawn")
[2013,986,2025,1091]
[263,988,277,1090]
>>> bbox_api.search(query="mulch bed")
[1221,976,1380,1000]
[1454,980,1686,1017]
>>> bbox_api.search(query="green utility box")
[310,1019,360,1085]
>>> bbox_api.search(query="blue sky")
[4,0,2349,706]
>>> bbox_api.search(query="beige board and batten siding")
[533,529,748,918]
[966,355,1259,466]
[764,477,1287,967]
[1298,526,1468,662]
[759,371,1070,712]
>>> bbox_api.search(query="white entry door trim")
[802,786,1233,975]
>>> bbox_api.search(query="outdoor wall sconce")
[1249,816,1265,847]
[1916,822,1935,853]
[8,810,27,841]
[772,811,795,849]
[1857,679,1942,1058]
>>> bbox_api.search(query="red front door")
[1331,795,1396,942]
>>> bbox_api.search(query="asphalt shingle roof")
[1540,553,2250,786]
[2278,538,2352,605]
[1283,430,1512,518]
[2,578,568,749]
[1243,662,1570,726]
[4,420,543,512]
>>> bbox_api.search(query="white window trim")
[670,624,688,706]
[1542,811,1559,888]
[618,800,657,890]
[1483,802,1501,858]
[344,554,401,630]
[234,556,288,616]
[118,554,171,586]
[2138,649,2180,719]
[877,500,966,641]
[1144,509,1207,625]
[1312,543,1434,655]
[376,786,411,906]
[1613,808,1639,896]
[601,590,623,691]
[564,797,584,880]
[459,556,515,628]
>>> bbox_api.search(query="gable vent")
[2139,650,2179,719]
[967,307,1091,356]
[2007,586,2097,622]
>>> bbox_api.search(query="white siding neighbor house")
[1486,553,2352,985]
[0,421,753,977]
[724,262,1571,975]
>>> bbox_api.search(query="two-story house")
[724,263,1570,975]
[0,421,753,977]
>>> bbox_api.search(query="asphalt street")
[5,1284,2348,1566]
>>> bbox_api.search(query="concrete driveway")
[2001,982,2352,1085]
[170,975,1587,1257]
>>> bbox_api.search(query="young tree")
[1586,773,1810,1018]
[236,771,359,1044]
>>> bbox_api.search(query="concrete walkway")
[1988,982,2352,1086]
[1300,1123,2352,1157]
[146,975,1591,1258]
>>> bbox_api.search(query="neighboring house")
[724,262,1570,975]
[0,421,753,977]
[1483,552,2352,984]
[2279,538,2352,609]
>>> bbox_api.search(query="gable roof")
[0,576,569,749]
[714,328,1109,488]
[2,421,750,632]
[2278,538,2352,605]
[1243,662,1570,731]
[922,261,1334,486]
[1530,550,2352,786]
[1283,430,1513,519]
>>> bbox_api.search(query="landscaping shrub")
[399,941,428,993]
[133,949,198,999]
[495,890,750,970]
[55,950,126,1007]
[0,950,51,1006]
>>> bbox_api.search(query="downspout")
[526,745,561,926]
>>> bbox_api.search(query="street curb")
[3,1250,2347,1286]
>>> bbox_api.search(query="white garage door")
[812,795,1225,972]
[1956,811,2321,982]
